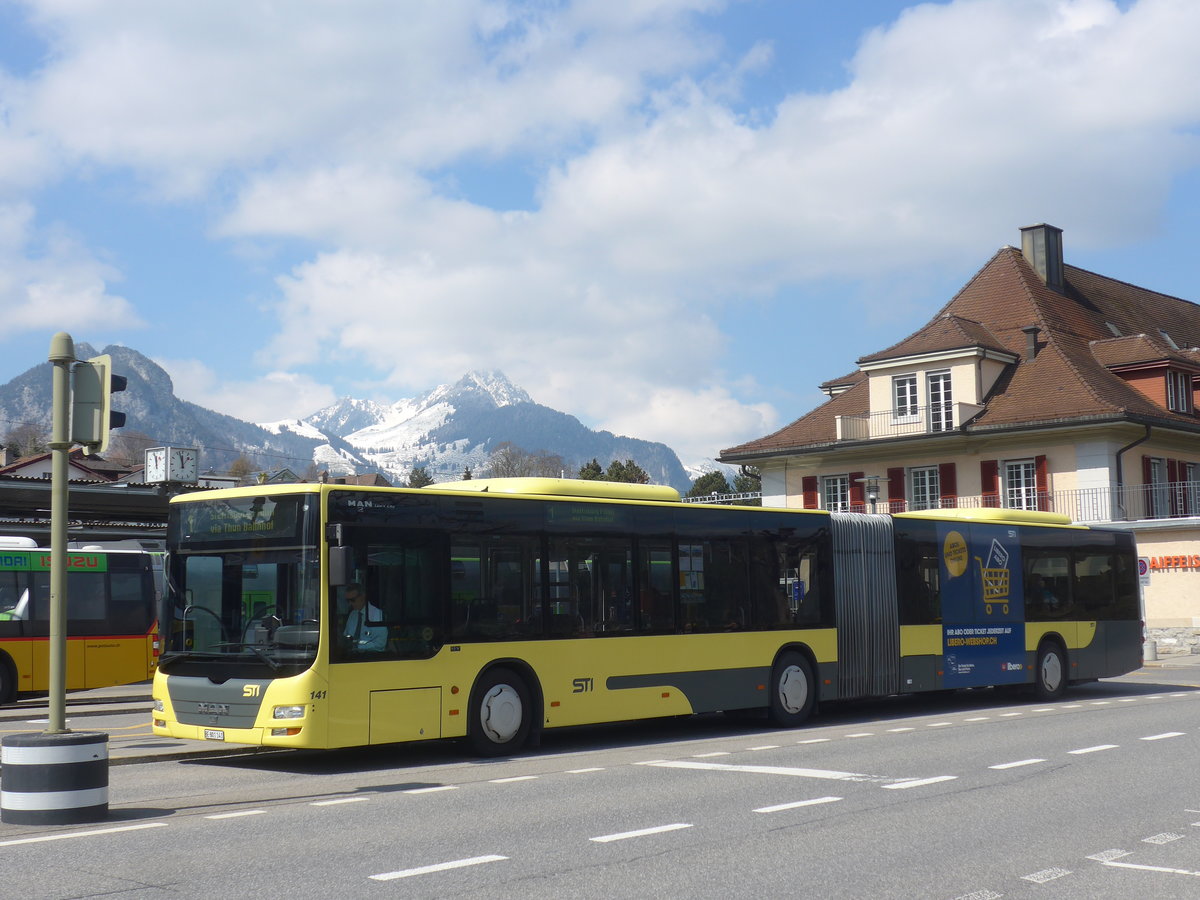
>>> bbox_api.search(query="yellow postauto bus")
[151,479,1142,755]
[0,538,160,703]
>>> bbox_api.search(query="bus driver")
[343,583,386,652]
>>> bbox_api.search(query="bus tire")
[768,651,815,727]
[0,652,15,705]
[1035,641,1067,700]
[468,667,532,757]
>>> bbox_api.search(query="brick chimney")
[1019,223,1064,293]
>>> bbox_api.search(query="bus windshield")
[160,494,321,677]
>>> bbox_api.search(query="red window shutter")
[849,471,865,510]
[980,460,999,507]
[887,467,906,513]
[802,476,818,509]
[938,463,957,508]
[1035,455,1049,511]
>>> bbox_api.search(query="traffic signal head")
[71,354,127,454]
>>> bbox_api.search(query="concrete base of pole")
[0,732,109,825]
[1144,640,1159,662]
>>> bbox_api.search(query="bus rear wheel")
[768,652,815,727]
[468,667,532,757]
[1035,641,1067,700]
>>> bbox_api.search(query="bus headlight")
[273,705,305,720]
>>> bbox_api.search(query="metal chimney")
[1021,325,1041,360]
[1019,224,1064,293]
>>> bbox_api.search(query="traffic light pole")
[47,332,75,734]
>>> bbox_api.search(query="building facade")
[722,224,1200,638]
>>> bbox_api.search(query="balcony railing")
[835,402,984,441]
[831,482,1200,524]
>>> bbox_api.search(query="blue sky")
[0,0,1197,466]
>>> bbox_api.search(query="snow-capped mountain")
[289,370,692,489]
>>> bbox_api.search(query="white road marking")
[0,822,167,847]
[591,823,692,843]
[1089,701,1111,706]
[845,733,873,738]
[1022,866,1071,883]
[1102,860,1200,876]
[1032,707,1055,712]
[566,767,604,774]
[1141,732,1185,741]
[797,738,830,744]
[489,775,537,783]
[949,889,1002,899]
[1068,744,1118,755]
[205,810,265,820]
[638,759,892,783]
[989,758,1045,770]
[311,797,369,806]
[999,712,1022,717]
[1087,849,1130,862]
[1118,698,1138,702]
[887,727,915,732]
[965,717,990,722]
[1061,704,1082,709]
[693,752,730,758]
[927,722,953,728]
[1143,832,1186,844]
[749,745,781,750]
[370,854,508,881]
[754,796,842,813]
[882,775,957,790]
[404,785,458,794]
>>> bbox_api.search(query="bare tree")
[484,442,566,478]
[105,430,156,467]
[4,422,50,459]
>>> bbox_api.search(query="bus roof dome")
[427,477,681,503]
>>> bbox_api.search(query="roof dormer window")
[1167,370,1193,414]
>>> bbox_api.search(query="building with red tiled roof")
[721,224,1200,631]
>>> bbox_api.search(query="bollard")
[1,732,108,825]
[1144,640,1158,663]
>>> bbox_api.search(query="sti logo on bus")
[242,684,261,697]
[572,677,594,693]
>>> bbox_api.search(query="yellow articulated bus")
[151,479,1142,755]
[0,538,160,703]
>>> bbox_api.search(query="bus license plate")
[204,729,225,741]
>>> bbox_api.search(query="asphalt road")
[2,662,1200,898]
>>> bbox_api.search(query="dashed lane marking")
[637,759,895,783]
[0,822,167,847]
[1143,832,1186,844]
[311,797,370,806]
[489,775,538,783]
[882,775,957,790]
[1068,744,1118,755]
[370,854,508,881]
[1022,866,1071,884]
[591,823,692,843]
[404,785,458,794]
[1141,732,1185,741]
[566,767,604,774]
[754,796,842,814]
[989,758,1045,770]
[205,810,265,820]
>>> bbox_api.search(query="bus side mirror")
[329,546,353,587]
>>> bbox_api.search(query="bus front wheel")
[768,652,815,727]
[1035,641,1067,700]
[468,667,532,757]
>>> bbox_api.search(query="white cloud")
[0,204,142,338]
[154,356,337,424]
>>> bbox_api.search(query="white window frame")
[1167,370,1193,414]
[910,466,940,511]
[927,370,953,432]
[822,474,850,512]
[1004,460,1037,510]
[892,374,919,421]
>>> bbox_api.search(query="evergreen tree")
[686,470,732,499]
[605,459,650,484]
[407,466,435,488]
[462,465,473,480]
[733,465,762,505]
[578,458,603,480]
